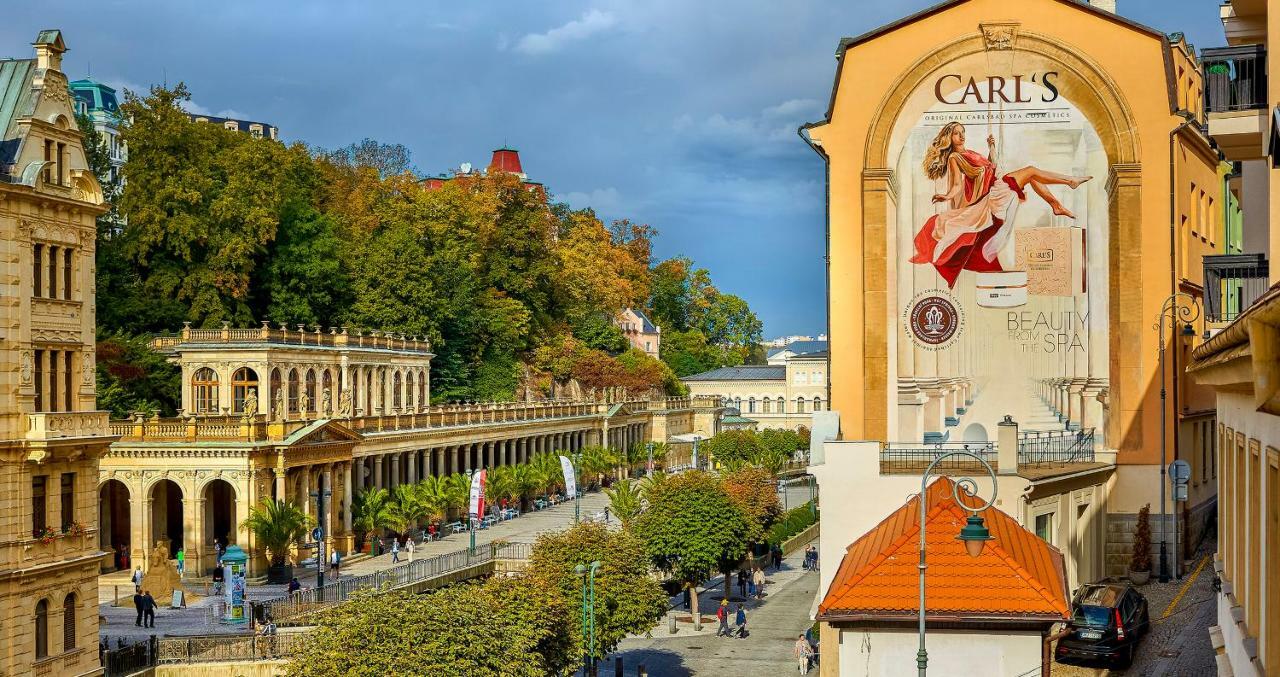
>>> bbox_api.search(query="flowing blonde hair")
[923,121,964,180]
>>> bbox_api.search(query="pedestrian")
[682,583,692,611]
[142,591,156,629]
[794,633,814,674]
[773,544,783,571]
[132,590,145,627]
[407,538,415,563]
[737,568,747,598]
[603,507,610,523]
[131,566,144,593]
[735,604,748,638]
[212,565,225,596]
[810,546,820,572]
[753,567,765,600]
[287,577,301,594]
[330,549,341,579]
[715,600,730,637]
[176,547,185,578]
[391,537,400,564]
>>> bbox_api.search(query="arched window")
[393,372,403,410]
[378,370,386,411]
[305,369,317,412]
[762,397,772,414]
[366,371,374,413]
[192,368,219,414]
[269,368,282,415]
[351,368,361,414]
[813,397,822,412]
[406,372,415,411]
[287,369,300,413]
[231,368,258,414]
[34,599,48,659]
[796,397,807,414]
[418,372,426,410]
[62,593,76,650]
[748,397,756,414]
[734,397,742,412]
[776,398,785,414]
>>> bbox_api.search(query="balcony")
[1204,253,1270,323]
[25,411,112,441]
[1202,45,1268,160]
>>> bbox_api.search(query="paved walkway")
[608,541,819,676]
[98,490,612,643]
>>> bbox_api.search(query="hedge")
[766,502,818,548]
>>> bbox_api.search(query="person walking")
[131,566,144,593]
[287,577,301,594]
[406,537,415,563]
[715,600,730,637]
[176,547,185,578]
[772,544,783,571]
[794,634,815,674]
[737,568,747,598]
[753,567,765,600]
[132,590,145,627]
[142,591,157,629]
[330,549,341,580]
[734,603,748,638]
[391,537,400,564]
[681,583,692,611]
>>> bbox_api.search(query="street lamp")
[916,450,997,677]
[1154,293,1200,583]
[575,561,602,676]
[646,441,654,478]
[308,477,333,601]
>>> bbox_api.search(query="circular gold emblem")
[908,295,959,346]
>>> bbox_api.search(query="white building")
[69,78,125,185]
[682,341,827,430]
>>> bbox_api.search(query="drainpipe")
[798,124,832,410]
[1168,116,1197,575]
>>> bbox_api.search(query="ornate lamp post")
[575,561,602,676]
[916,450,997,676]
[1154,293,1200,583]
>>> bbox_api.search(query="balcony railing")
[1203,44,1267,113]
[1204,253,1270,323]
[879,442,996,474]
[1017,428,1095,466]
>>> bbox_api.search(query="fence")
[1202,44,1268,113]
[101,638,155,676]
[156,632,307,664]
[260,542,532,623]
[1017,428,1096,466]
[1203,253,1270,323]
[879,442,996,474]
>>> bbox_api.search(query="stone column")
[373,456,384,491]
[407,451,417,485]
[342,461,353,535]
[322,464,335,550]
[484,442,493,469]
[463,445,472,473]
[300,467,312,516]
[182,496,204,574]
[130,492,148,571]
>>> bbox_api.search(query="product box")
[1013,226,1084,297]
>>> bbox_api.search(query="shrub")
[1130,504,1152,572]
[766,502,819,548]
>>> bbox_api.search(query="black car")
[1055,582,1150,669]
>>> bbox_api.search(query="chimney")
[489,147,524,176]
[32,30,67,72]
[1089,0,1116,12]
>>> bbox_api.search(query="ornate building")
[1,30,113,677]
[682,341,827,431]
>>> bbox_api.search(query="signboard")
[468,469,487,518]
[1169,460,1191,483]
[559,455,577,499]
[1173,483,1189,502]
[890,51,1109,444]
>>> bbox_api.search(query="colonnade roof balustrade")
[151,322,434,355]
[108,396,717,444]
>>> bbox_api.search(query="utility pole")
[309,475,332,601]
[646,441,654,477]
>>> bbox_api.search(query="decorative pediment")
[284,419,363,447]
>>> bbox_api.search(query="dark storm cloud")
[1,0,1222,336]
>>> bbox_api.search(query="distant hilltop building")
[761,333,827,348]
[616,308,660,358]
[188,113,278,140]
[765,339,827,365]
[69,77,125,183]
[421,146,546,198]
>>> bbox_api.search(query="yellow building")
[798,1,1223,673]
[682,340,828,430]
[0,31,113,677]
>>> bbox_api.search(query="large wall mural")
[891,49,1109,445]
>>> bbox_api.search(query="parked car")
[1055,581,1150,669]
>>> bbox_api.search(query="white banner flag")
[558,455,577,499]
[468,469,486,518]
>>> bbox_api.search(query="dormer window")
[224,120,238,131]
[249,123,263,139]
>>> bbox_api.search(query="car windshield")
[1073,605,1112,627]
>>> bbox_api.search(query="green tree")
[721,466,783,543]
[94,332,181,417]
[701,429,766,467]
[631,471,752,615]
[387,484,427,537]
[442,473,471,519]
[350,488,394,550]
[414,476,449,525]
[603,479,644,526]
[241,499,313,567]
[528,522,667,661]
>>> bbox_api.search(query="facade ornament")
[298,390,310,416]
[338,389,353,418]
[979,22,1018,51]
[82,352,94,384]
[243,388,258,419]
[321,388,332,416]
[273,388,286,421]
[20,351,32,385]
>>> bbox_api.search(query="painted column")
[343,461,353,535]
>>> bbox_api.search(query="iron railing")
[880,442,996,474]
[1203,44,1268,113]
[1017,428,1095,466]
[259,542,532,623]
[100,638,155,676]
[1204,253,1269,323]
[156,632,306,664]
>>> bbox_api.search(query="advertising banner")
[468,469,486,518]
[559,455,577,499]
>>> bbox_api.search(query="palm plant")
[487,465,518,507]
[603,478,644,526]
[648,441,669,471]
[443,472,471,519]
[388,483,427,537]
[624,443,648,478]
[241,498,314,568]
[530,452,563,496]
[638,471,668,499]
[578,446,617,489]
[751,447,790,477]
[415,475,450,525]
[511,463,541,510]
[351,488,395,550]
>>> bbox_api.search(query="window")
[33,243,42,296]
[305,369,318,412]
[776,398,785,414]
[748,397,756,414]
[56,142,66,185]
[323,370,334,411]
[288,369,301,413]
[406,372,415,411]
[34,349,44,412]
[63,351,72,411]
[32,475,47,536]
[418,373,426,409]
[762,397,771,414]
[62,594,76,651]
[1034,513,1054,544]
[192,368,219,414]
[796,397,806,414]
[43,139,54,184]
[48,245,58,298]
[60,473,74,531]
[231,367,258,414]
[393,371,402,410]
[794,371,808,385]
[62,248,72,300]
[34,599,48,659]
[48,349,59,413]
[813,397,822,412]
[224,120,238,131]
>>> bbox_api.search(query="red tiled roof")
[819,477,1070,622]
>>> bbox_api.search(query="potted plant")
[1129,503,1152,585]
[34,526,58,545]
[242,498,313,584]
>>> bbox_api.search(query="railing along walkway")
[1017,428,1095,466]
[879,442,997,474]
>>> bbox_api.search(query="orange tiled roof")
[819,476,1070,622]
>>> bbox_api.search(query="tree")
[721,466,783,543]
[442,473,471,519]
[241,499,313,567]
[350,488,394,550]
[414,476,449,525]
[527,523,667,661]
[94,332,181,417]
[603,479,644,526]
[576,446,618,489]
[387,484,427,537]
[631,471,752,615]
[701,430,765,467]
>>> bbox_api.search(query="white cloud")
[762,98,821,119]
[561,187,624,213]
[513,9,618,55]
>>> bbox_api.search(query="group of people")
[736,566,768,600]
[131,590,158,628]
[715,599,748,639]
[802,545,820,572]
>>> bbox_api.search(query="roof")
[819,476,1070,624]
[629,308,658,333]
[0,57,37,172]
[681,365,785,382]
[1190,280,1280,365]
[70,78,119,114]
[720,415,758,425]
[766,340,828,359]
[489,147,524,175]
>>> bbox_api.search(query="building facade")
[188,114,279,140]
[682,343,827,430]
[1,31,112,677]
[69,78,125,185]
[616,307,660,358]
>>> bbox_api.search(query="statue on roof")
[321,388,332,417]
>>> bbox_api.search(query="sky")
[4,0,1224,338]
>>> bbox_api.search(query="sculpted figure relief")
[243,389,258,418]
[321,389,332,416]
[274,389,286,421]
[338,389,353,418]
[298,391,310,416]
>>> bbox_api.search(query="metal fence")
[1202,44,1268,113]
[1204,253,1270,323]
[1017,428,1095,466]
[880,442,996,474]
[260,542,532,623]
[101,638,155,676]
[156,632,307,664]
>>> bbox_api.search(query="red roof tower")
[489,147,524,175]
